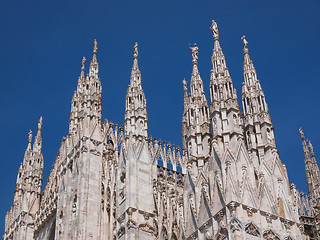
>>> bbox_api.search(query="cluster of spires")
[8,20,320,231]
[299,128,320,208]
[182,19,275,167]
[6,117,43,229]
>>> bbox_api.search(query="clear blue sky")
[0,0,319,233]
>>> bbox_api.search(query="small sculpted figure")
[189,43,198,64]
[210,20,219,39]
[133,42,138,59]
[28,130,32,143]
[38,116,43,131]
[241,35,248,48]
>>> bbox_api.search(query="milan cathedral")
[3,21,320,239]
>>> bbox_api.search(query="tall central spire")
[209,20,241,150]
[124,42,148,139]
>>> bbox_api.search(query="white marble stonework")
[3,21,320,240]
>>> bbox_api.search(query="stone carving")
[204,229,214,240]
[210,20,219,40]
[28,130,32,144]
[241,35,248,48]
[4,22,318,240]
[229,216,242,233]
[189,43,199,65]
[263,230,280,240]
[245,222,260,237]
[133,42,138,59]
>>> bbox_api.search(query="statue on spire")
[134,42,138,59]
[82,57,86,69]
[28,130,32,144]
[210,20,219,40]
[183,78,187,94]
[81,57,86,78]
[241,35,248,49]
[38,117,43,131]
[93,39,98,54]
[299,128,305,138]
[189,43,198,65]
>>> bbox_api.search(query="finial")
[210,20,219,40]
[81,57,86,78]
[134,42,138,59]
[189,43,198,65]
[241,35,248,49]
[183,78,187,94]
[93,39,98,54]
[299,127,305,139]
[28,130,32,144]
[38,116,43,131]
[90,39,98,64]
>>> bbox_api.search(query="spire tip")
[210,20,219,40]
[38,116,43,131]
[28,130,32,144]
[133,42,138,59]
[241,35,248,49]
[93,39,98,53]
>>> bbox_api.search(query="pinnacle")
[132,42,139,70]
[90,39,98,66]
[38,116,43,131]
[89,39,99,78]
[80,57,86,79]
[130,42,141,86]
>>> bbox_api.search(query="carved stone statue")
[94,39,98,52]
[189,43,198,65]
[28,130,32,143]
[133,42,138,59]
[210,20,219,40]
[38,117,43,131]
[241,35,248,48]
[183,79,187,93]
